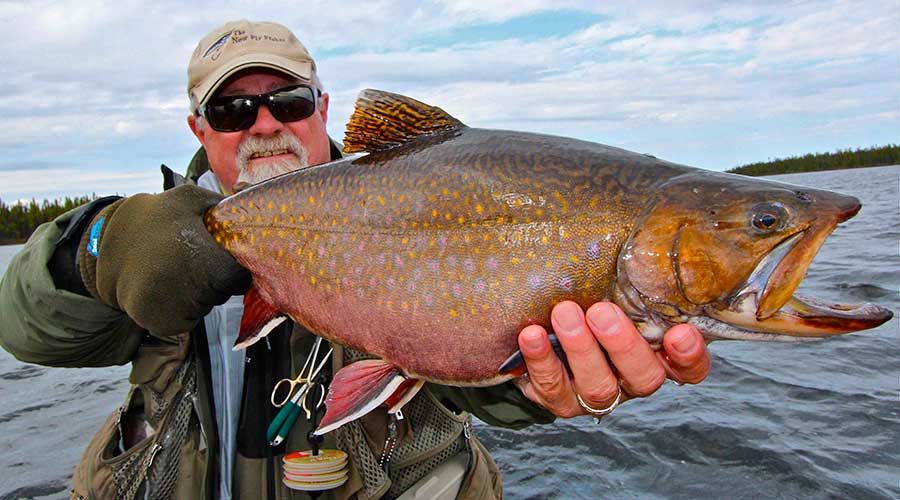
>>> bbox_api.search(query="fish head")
[616,171,892,345]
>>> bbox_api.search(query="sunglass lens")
[205,96,258,132]
[268,86,317,123]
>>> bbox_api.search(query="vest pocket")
[70,359,197,500]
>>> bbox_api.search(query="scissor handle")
[270,378,299,408]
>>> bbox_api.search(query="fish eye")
[750,203,787,233]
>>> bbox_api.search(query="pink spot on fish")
[318,246,326,256]
[394,255,404,267]
[413,268,423,280]
[528,275,542,289]
[358,242,366,252]
[486,257,498,270]
[387,278,396,289]
[369,278,377,288]
[463,259,475,271]
[452,283,463,297]
[354,266,363,276]
[428,261,439,271]
[423,294,434,306]
[588,242,601,259]
[474,279,486,293]
[447,256,457,267]
[377,254,386,265]
[329,258,337,270]
[439,236,448,248]
[558,274,575,290]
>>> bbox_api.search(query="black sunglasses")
[201,84,319,132]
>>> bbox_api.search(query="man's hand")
[78,185,252,336]
[514,301,710,418]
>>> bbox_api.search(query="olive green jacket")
[0,150,554,499]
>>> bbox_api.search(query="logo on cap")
[203,31,233,60]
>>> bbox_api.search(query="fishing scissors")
[270,336,332,407]
[267,337,333,446]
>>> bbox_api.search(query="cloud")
[0,0,897,200]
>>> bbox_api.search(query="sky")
[0,0,897,202]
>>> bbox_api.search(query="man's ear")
[318,93,329,125]
[188,114,206,145]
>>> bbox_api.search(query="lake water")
[0,166,898,499]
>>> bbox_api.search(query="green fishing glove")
[78,185,252,336]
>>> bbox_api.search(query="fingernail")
[672,328,696,354]
[586,303,620,336]
[522,329,544,350]
[553,302,583,333]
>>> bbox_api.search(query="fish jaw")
[617,171,893,344]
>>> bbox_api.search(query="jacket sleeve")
[429,382,556,430]
[0,207,145,367]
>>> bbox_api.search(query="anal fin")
[234,284,287,351]
[498,332,568,376]
[315,359,415,436]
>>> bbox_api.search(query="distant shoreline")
[726,144,898,176]
[0,239,25,246]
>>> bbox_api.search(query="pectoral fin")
[233,284,287,351]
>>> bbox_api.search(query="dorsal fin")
[342,89,466,154]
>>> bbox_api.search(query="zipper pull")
[380,415,399,472]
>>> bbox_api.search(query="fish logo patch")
[203,31,233,59]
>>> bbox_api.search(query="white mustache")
[234,134,310,191]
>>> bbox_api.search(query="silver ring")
[576,386,622,418]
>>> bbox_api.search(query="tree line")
[0,195,96,244]
[727,144,900,176]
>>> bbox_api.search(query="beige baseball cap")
[188,20,317,111]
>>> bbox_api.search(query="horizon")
[1,2,897,202]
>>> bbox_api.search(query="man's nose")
[248,104,284,135]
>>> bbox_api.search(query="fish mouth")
[706,227,892,338]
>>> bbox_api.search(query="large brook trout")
[205,89,892,434]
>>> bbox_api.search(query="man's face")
[188,70,331,193]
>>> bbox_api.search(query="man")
[0,20,710,499]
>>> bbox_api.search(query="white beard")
[233,134,310,191]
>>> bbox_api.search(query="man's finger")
[550,301,619,407]
[585,303,666,398]
[517,324,572,410]
[660,324,710,384]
